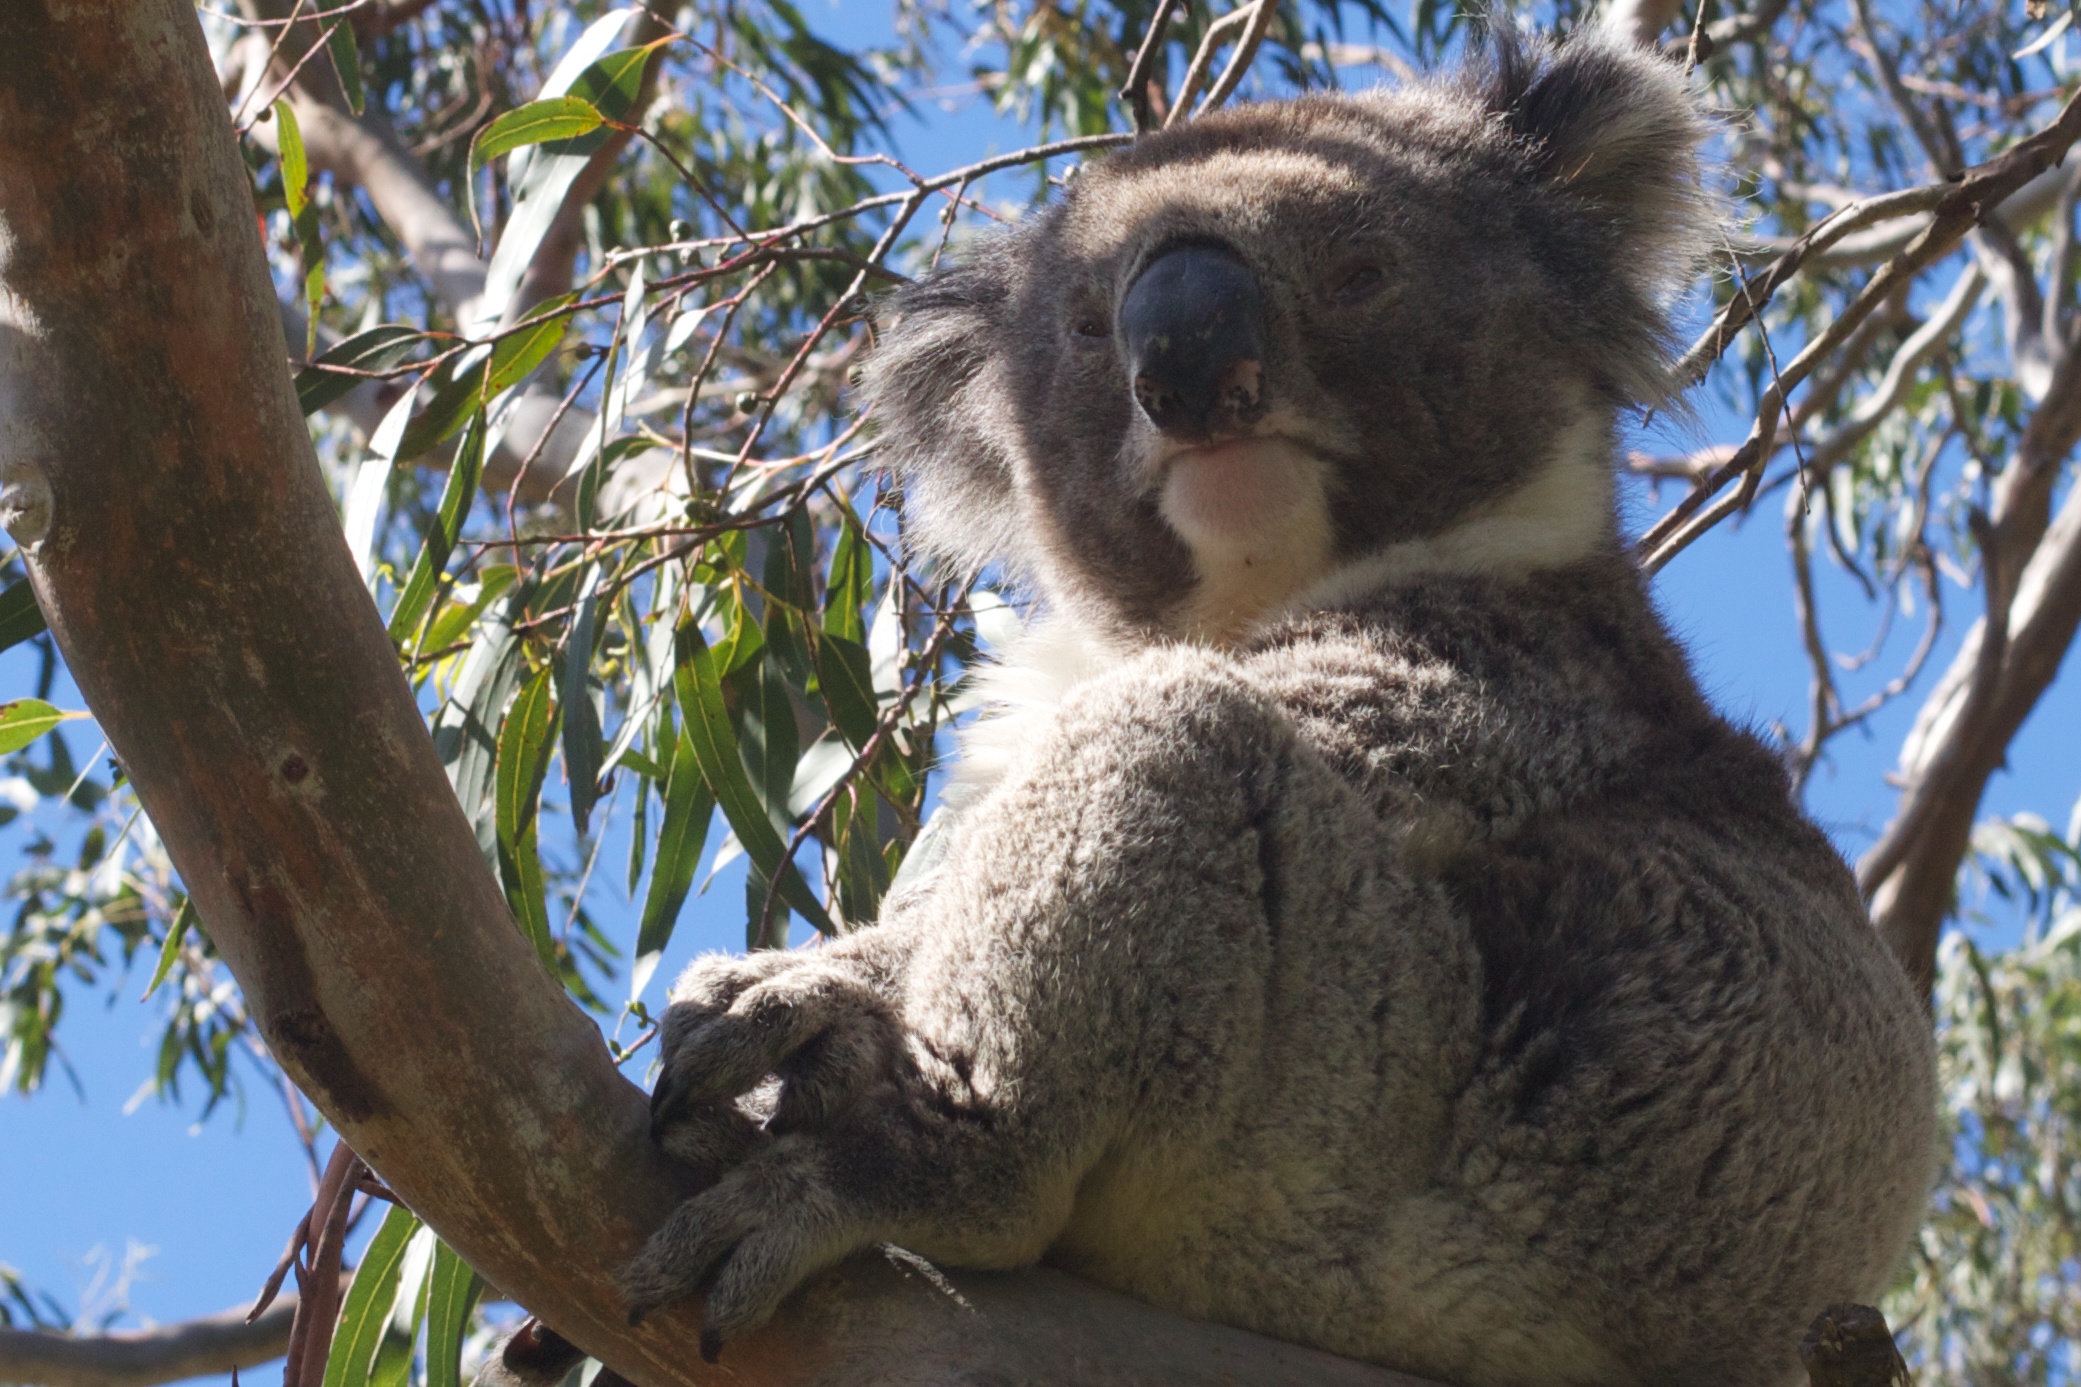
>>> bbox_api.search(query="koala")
[619,23,1937,1387]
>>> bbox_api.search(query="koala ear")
[1478,21,1717,302]
[859,237,1034,582]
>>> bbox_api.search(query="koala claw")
[651,955,901,1148]
[619,1140,863,1350]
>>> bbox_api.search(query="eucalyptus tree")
[2,0,2080,1381]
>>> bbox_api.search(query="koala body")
[623,26,1936,1387]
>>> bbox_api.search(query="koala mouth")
[1156,435,1321,556]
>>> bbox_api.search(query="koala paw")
[649,950,903,1159]
[618,1136,871,1353]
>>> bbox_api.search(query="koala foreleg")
[622,659,1321,1354]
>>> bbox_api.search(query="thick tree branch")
[1860,336,2081,994]
[0,6,1434,1385]
[0,1298,300,1387]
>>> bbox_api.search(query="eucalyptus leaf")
[0,580,47,656]
[294,324,425,416]
[0,700,84,756]
[421,1239,482,1387]
[389,411,487,649]
[673,617,833,935]
[319,1203,421,1387]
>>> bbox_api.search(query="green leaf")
[710,584,766,678]
[324,19,365,116]
[823,519,873,646]
[470,97,607,171]
[561,567,606,836]
[478,21,665,322]
[615,748,669,781]
[296,203,326,356]
[275,99,309,217]
[388,411,486,649]
[832,786,891,927]
[294,325,425,415]
[632,712,715,1003]
[495,667,559,968]
[271,96,323,354]
[815,634,878,751]
[432,586,528,870]
[141,899,195,1001]
[421,1239,481,1387]
[369,1228,432,1387]
[674,617,833,935]
[485,299,573,396]
[748,653,798,826]
[395,349,492,462]
[320,1203,421,1387]
[495,666,559,852]
[422,565,518,656]
[0,579,47,655]
[0,699,85,756]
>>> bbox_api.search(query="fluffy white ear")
[859,236,1036,583]
[1478,22,1719,302]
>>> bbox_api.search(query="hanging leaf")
[369,1227,434,1387]
[432,584,529,870]
[140,899,196,1002]
[476,15,664,326]
[631,708,715,1003]
[319,1203,421,1387]
[324,18,365,115]
[496,667,560,968]
[276,99,309,217]
[832,785,891,926]
[273,99,325,354]
[561,566,607,836]
[421,1239,482,1387]
[0,580,47,655]
[815,634,878,751]
[388,411,487,650]
[823,518,874,646]
[394,348,493,462]
[673,617,833,934]
[422,565,519,657]
[710,582,766,679]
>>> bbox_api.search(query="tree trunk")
[0,5,1430,1385]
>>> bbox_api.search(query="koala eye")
[1072,316,1112,341]
[1330,264,1388,306]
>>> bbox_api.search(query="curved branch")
[1861,337,2081,994]
[0,1298,299,1387]
[0,6,1435,1386]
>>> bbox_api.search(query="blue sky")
[5,2,2078,1379]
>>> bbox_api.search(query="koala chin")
[624,21,1937,1387]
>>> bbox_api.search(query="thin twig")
[1167,3,1255,128]
[1120,0,1186,133]
[1644,81,2081,571]
[1193,0,1279,119]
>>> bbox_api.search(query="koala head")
[865,24,1716,644]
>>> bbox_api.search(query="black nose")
[1119,244,1267,443]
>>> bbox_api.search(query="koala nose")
[1120,244,1267,443]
